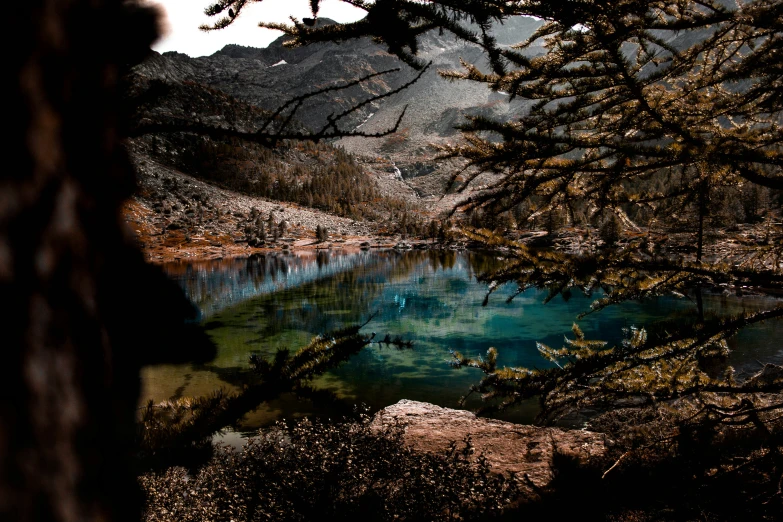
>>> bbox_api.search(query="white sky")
[145,0,367,57]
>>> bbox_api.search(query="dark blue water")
[142,250,783,430]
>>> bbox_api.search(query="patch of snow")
[391,161,403,181]
[270,60,288,67]
[354,113,375,130]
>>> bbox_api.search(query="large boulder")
[373,400,609,489]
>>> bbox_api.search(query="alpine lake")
[141,249,783,437]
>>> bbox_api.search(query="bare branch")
[257,66,404,134]
[130,63,426,145]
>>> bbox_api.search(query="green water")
[142,250,783,431]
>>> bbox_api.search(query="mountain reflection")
[162,250,494,320]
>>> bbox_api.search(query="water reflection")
[162,250,383,318]
[143,250,783,431]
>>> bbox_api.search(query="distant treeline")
[143,133,415,222]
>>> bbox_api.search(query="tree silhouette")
[2,2,219,522]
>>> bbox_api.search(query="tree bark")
[1,3,214,521]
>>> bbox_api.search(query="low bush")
[140,412,521,522]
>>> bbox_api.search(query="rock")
[746,363,783,387]
[398,161,436,179]
[372,400,608,489]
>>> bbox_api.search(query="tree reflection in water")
[142,250,783,434]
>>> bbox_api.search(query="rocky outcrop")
[133,18,409,135]
[373,400,609,488]
[397,161,437,179]
[132,16,545,162]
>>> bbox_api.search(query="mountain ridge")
[134,16,544,155]
[123,15,548,257]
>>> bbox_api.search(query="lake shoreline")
[124,193,452,264]
[134,234,449,265]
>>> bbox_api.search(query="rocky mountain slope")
[123,15,555,260]
[125,48,424,260]
[128,11,743,221]
[132,16,545,195]
[134,18,413,136]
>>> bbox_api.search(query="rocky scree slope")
[133,16,545,200]
[124,60,424,260]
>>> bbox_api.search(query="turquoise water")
[142,250,783,430]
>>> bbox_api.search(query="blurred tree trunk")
[1,2,213,521]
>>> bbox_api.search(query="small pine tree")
[315,224,328,242]
[599,213,622,247]
[257,218,266,241]
[427,220,439,240]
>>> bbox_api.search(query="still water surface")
[142,250,782,432]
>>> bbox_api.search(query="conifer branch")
[138,317,414,461]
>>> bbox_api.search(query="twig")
[130,63,430,145]
[602,450,630,479]
[257,67,403,134]
[318,62,431,135]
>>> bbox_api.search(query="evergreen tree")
[427,219,439,240]
[315,224,329,242]
[256,215,266,241]
[598,212,622,247]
